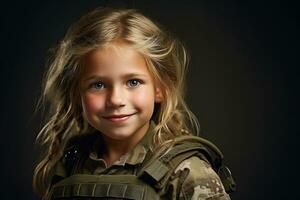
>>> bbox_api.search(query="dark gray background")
[1,0,298,199]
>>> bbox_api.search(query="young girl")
[33,7,235,200]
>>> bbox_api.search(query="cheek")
[131,88,155,108]
[81,94,104,115]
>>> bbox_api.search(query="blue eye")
[127,79,141,87]
[91,81,105,90]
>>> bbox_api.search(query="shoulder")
[174,156,231,200]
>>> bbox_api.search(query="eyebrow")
[82,73,148,82]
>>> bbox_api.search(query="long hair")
[33,7,200,198]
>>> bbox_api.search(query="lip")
[103,113,135,123]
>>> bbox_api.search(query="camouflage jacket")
[53,122,232,200]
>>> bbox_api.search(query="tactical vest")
[50,135,236,200]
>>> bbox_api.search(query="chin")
[100,128,134,140]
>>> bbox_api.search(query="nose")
[106,86,125,108]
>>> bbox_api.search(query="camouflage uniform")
[52,121,232,199]
[173,157,231,199]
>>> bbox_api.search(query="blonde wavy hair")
[33,7,200,198]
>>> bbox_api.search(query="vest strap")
[142,159,169,183]
[138,136,236,194]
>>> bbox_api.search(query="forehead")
[81,42,150,77]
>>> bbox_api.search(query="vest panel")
[51,174,160,200]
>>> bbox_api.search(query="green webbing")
[142,159,169,183]
[50,174,159,200]
[172,136,224,161]
[52,183,144,199]
[138,135,229,192]
[139,140,213,185]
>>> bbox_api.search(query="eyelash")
[90,81,105,90]
[89,79,142,90]
[126,79,141,87]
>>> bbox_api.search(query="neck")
[101,122,150,166]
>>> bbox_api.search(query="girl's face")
[79,41,162,144]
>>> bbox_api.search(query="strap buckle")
[218,165,236,193]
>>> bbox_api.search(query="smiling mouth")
[103,113,135,122]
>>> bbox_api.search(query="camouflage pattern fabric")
[53,121,231,199]
[172,157,231,199]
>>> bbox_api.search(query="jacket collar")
[87,121,156,168]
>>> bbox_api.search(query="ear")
[155,87,163,103]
